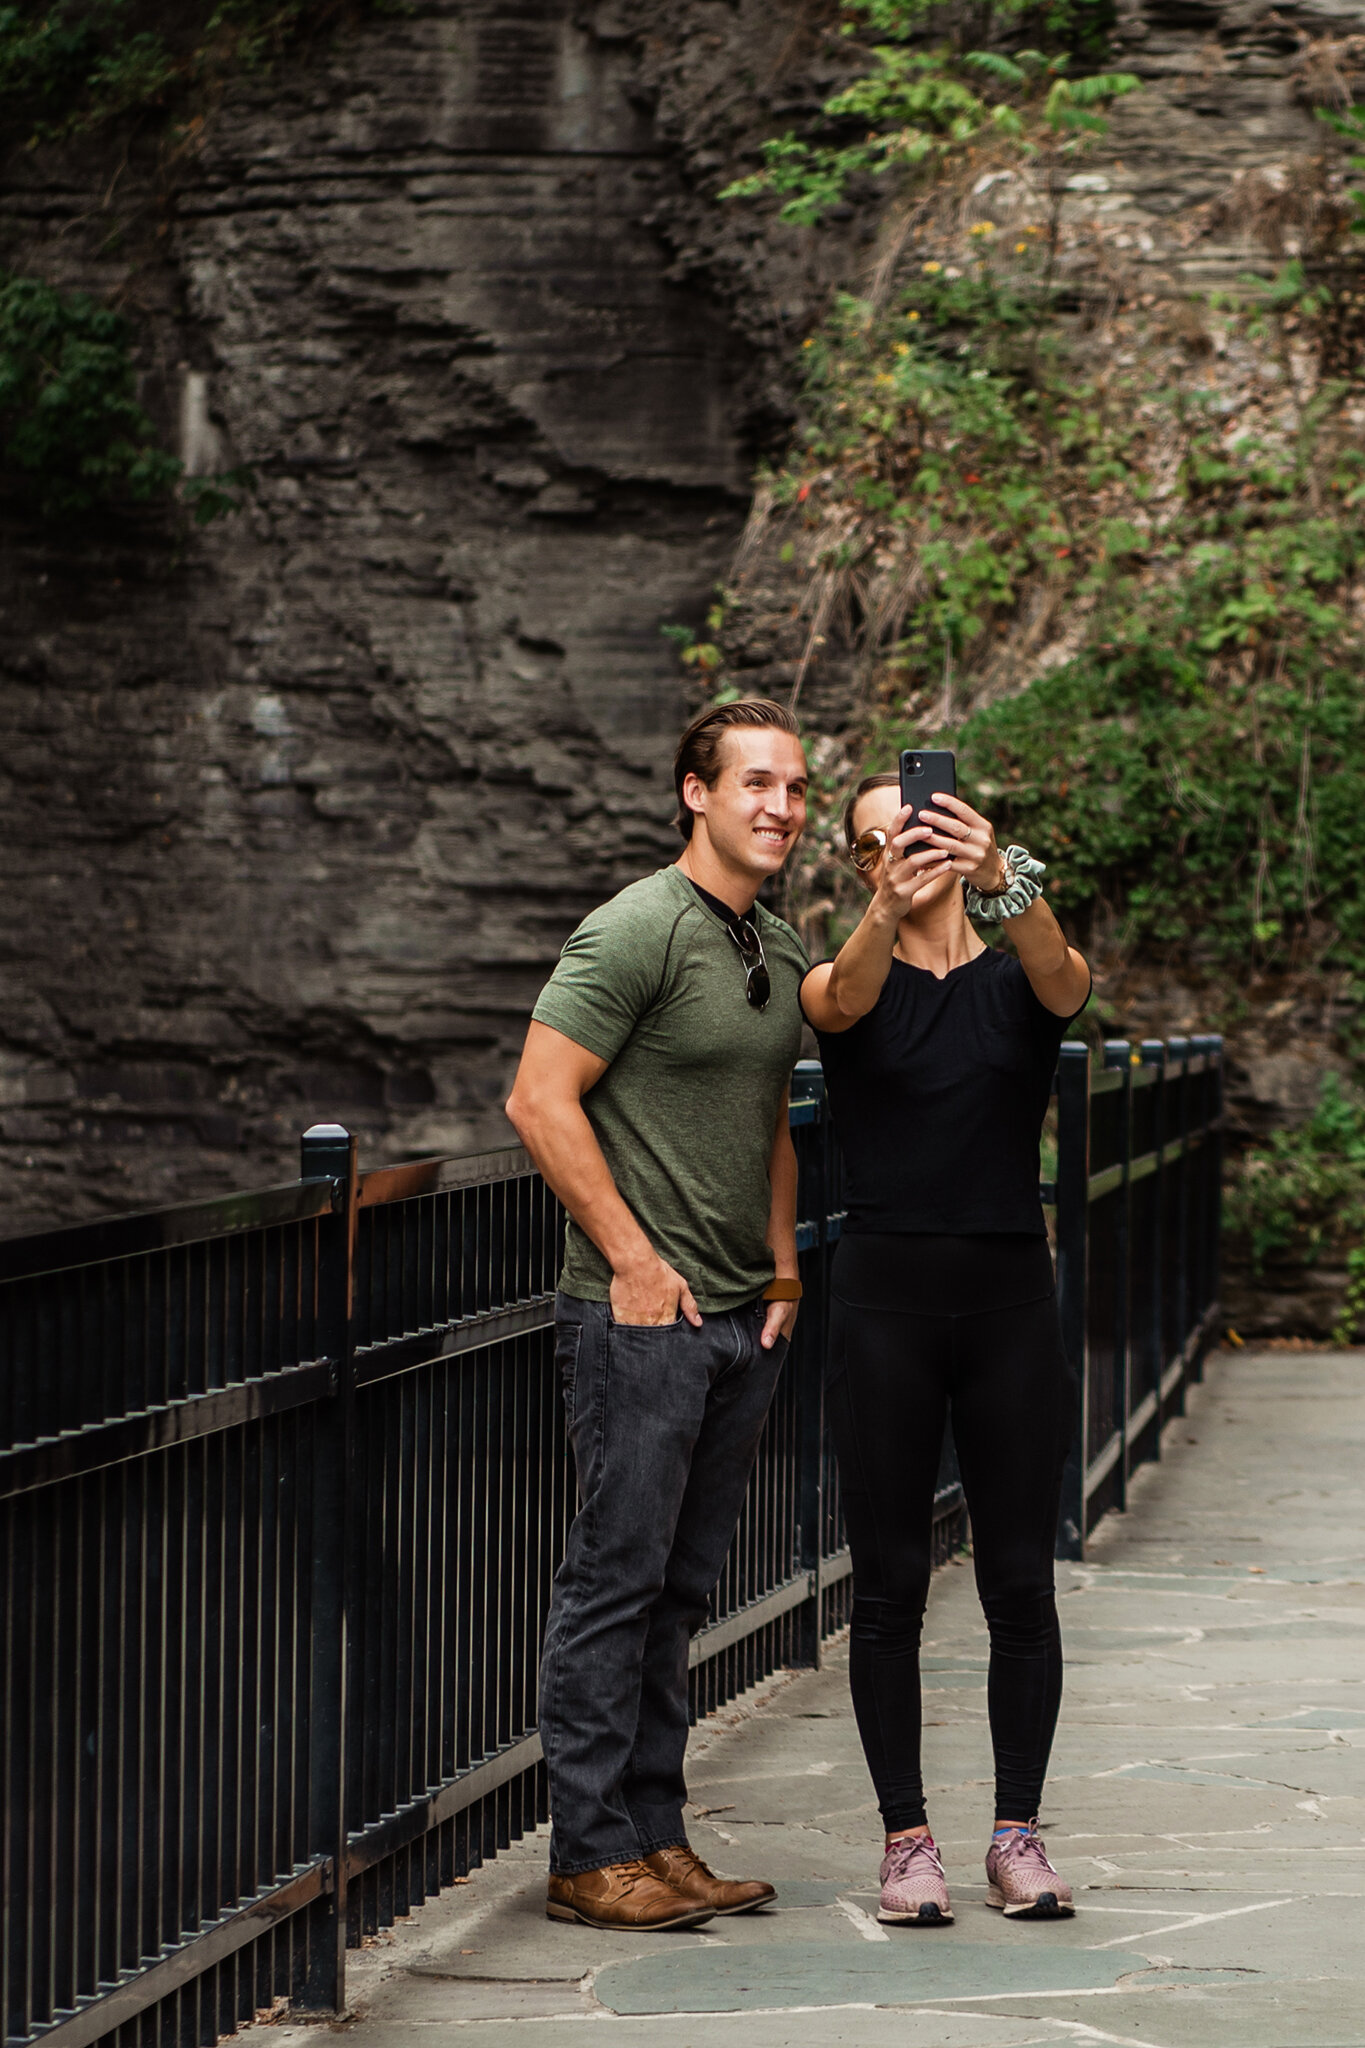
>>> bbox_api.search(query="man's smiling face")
[685,726,809,882]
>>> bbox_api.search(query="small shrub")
[0,273,181,516]
[1225,1074,1365,1274]
[0,0,407,141]
[0,272,249,522]
[720,1,1136,225]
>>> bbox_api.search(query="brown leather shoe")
[644,1844,776,1916]
[546,1858,715,1930]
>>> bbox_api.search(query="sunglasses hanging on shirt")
[726,916,771,1011]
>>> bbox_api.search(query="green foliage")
[840,0,1113,53]
[720,0,1136,224]
[795,269,1078,653]
[0,273,180,515]
[661,611,726,683]
[762,234,1365,978]
[1318,103,1365,236]
[1331,1243,1365,1343]
[0,0,127,115]
[182,464,255,523]
[1225,1075,1365,1274]
[0,272,247,521]
[0,0,404,140]
[954,632,1365,968]
[0,0,180,132]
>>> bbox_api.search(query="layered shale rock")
[0,1,837,1226]
[2,0,1364,1232]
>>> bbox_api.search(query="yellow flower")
[1015,241,1028,254]
[894,341,910,355]
[968,221,996,237]
[922,260,943,274]
[907,310,920,321]
[802,337,815,348]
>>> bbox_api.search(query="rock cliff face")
[2,0,1363,1233]
[0,0,833,1227]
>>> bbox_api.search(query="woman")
[801,771,1091,1927]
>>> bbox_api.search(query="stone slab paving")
[261,1349,1365,2048]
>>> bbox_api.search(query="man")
[505,697,810,1932]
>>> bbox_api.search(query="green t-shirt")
[531,865,810,1313]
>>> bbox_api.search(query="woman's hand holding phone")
[871,804,955,916]
[916,792,1008,893]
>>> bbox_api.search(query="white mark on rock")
[1088,1895,1294,1950]
[179,368,223,477]
[834,1895,890,1942]
[251,695,290,738]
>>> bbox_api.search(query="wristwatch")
[974,855,1016,900]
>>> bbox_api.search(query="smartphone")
[899,748,957,833]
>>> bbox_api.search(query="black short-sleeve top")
[810,945,1089,1238]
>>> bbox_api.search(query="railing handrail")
[0,1041,1220,1282]
[0,1174,338,1284]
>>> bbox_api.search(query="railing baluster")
[1055,1043,1092,1561]
[297,1124,356,2013]
[1104,1041,1133,1510]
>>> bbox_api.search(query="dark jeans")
[827,1233,1076,1831]
[538,1292,787,1875]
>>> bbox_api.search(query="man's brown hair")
[672,697,803,841]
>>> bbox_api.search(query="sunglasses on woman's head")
[850,827,889,873]
[726,917,771,1010]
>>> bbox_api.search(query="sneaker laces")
[998,1824,1055,1873]
[886,1833,940,1877]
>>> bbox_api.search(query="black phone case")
[899,749,957,831]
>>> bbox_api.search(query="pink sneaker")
[985,1820,1074,1918]
[877,1833,954,1925]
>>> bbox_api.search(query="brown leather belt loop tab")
[762,1277,804,1302]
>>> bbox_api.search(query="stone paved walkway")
[266,1348,1365,2048]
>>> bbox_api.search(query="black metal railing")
[0,1038,1218,2046]
[1053,1035,1225,1557]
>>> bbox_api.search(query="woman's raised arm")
[800,807,949,1033]
[917,794,1091,1018]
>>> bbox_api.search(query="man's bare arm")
[761,1090,800,1351]
[505,1021,702,1327]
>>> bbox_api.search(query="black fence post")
[793,1062,826,1669]
[1104,1041,1133,1509]
[298,1123,358,2012]
[1189,1035,1220,1376]
[1207,1035,1225,1340]
[1055,1044,1091,1561]
[1139,1040,1167,1454]
[1166,1038,1191,1412]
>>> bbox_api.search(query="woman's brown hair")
[841,772,900,853]
[673,697,802,841]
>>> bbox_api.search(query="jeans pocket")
[555,1320,584,1421]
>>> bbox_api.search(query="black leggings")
[827,1233,1076,1832]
